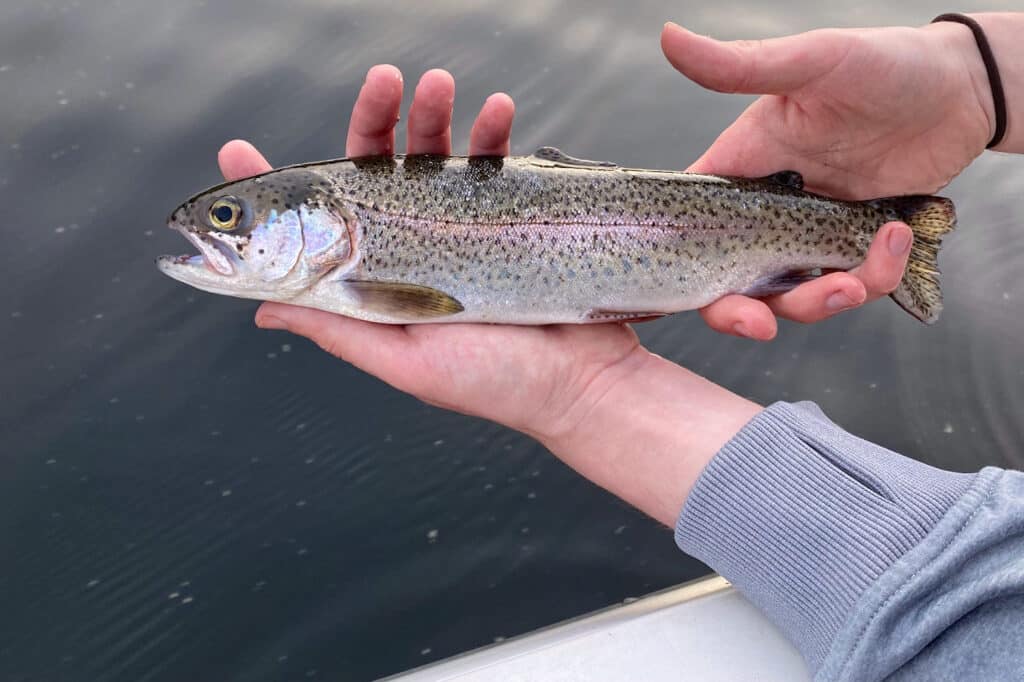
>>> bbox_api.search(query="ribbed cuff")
[675,401,977,673]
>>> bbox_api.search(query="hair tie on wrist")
[932,13,1007,149]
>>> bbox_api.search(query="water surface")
[1,1,1021,680]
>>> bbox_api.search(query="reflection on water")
[1,0,1021,680]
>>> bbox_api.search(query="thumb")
[661,22,838,95]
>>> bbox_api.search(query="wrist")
[969,13,1023,152]
[921,19,997,155]
[925,13,1023,153]
[536,348,761,526]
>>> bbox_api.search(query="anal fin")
[345,281,464,319]
[585,309,668,323]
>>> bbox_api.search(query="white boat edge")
[381,574,811,681]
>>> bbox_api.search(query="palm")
[676,26,991,199]
[374,323,638,437]
[218,66,640,440]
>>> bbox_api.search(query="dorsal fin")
[530,146,618,168]
[760,170,804,190]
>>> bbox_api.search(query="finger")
[469,93,515,156]
[218,139,272,181]
[346,64,403,157]
[700,295,778,340]
[255,302,415,383]
[848,221,912,300]
[762,272,868,323]
[407,69,455,155]
[760,222,911,322]
[661,22,846,95]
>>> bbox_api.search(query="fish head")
[157,168,354,299]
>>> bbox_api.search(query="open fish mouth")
[167,230,236,276]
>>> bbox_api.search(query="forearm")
[537,350,760,526]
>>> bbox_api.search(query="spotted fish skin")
[158,148,956,324]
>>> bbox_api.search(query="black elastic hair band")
[932,13,1007,148]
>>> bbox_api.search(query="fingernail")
[888,226,912,257]
[826,291,855,311]
[256,314,287,331]
[733,322,752,338]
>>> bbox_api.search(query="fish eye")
[209,197,242,230]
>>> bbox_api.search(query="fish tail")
[872,195,957,324]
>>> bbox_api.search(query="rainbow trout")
[158,147,955,324]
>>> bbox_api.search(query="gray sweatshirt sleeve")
[675,401,1024,681]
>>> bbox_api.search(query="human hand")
[662,20,996,338]
[218,66,644,447]
[216,66,762,524]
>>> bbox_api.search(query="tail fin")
[873,196,957,324]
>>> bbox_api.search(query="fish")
[157,147,956,325]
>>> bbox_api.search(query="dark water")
[1,1,1021,680]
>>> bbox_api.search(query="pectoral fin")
[345,281,464,319]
